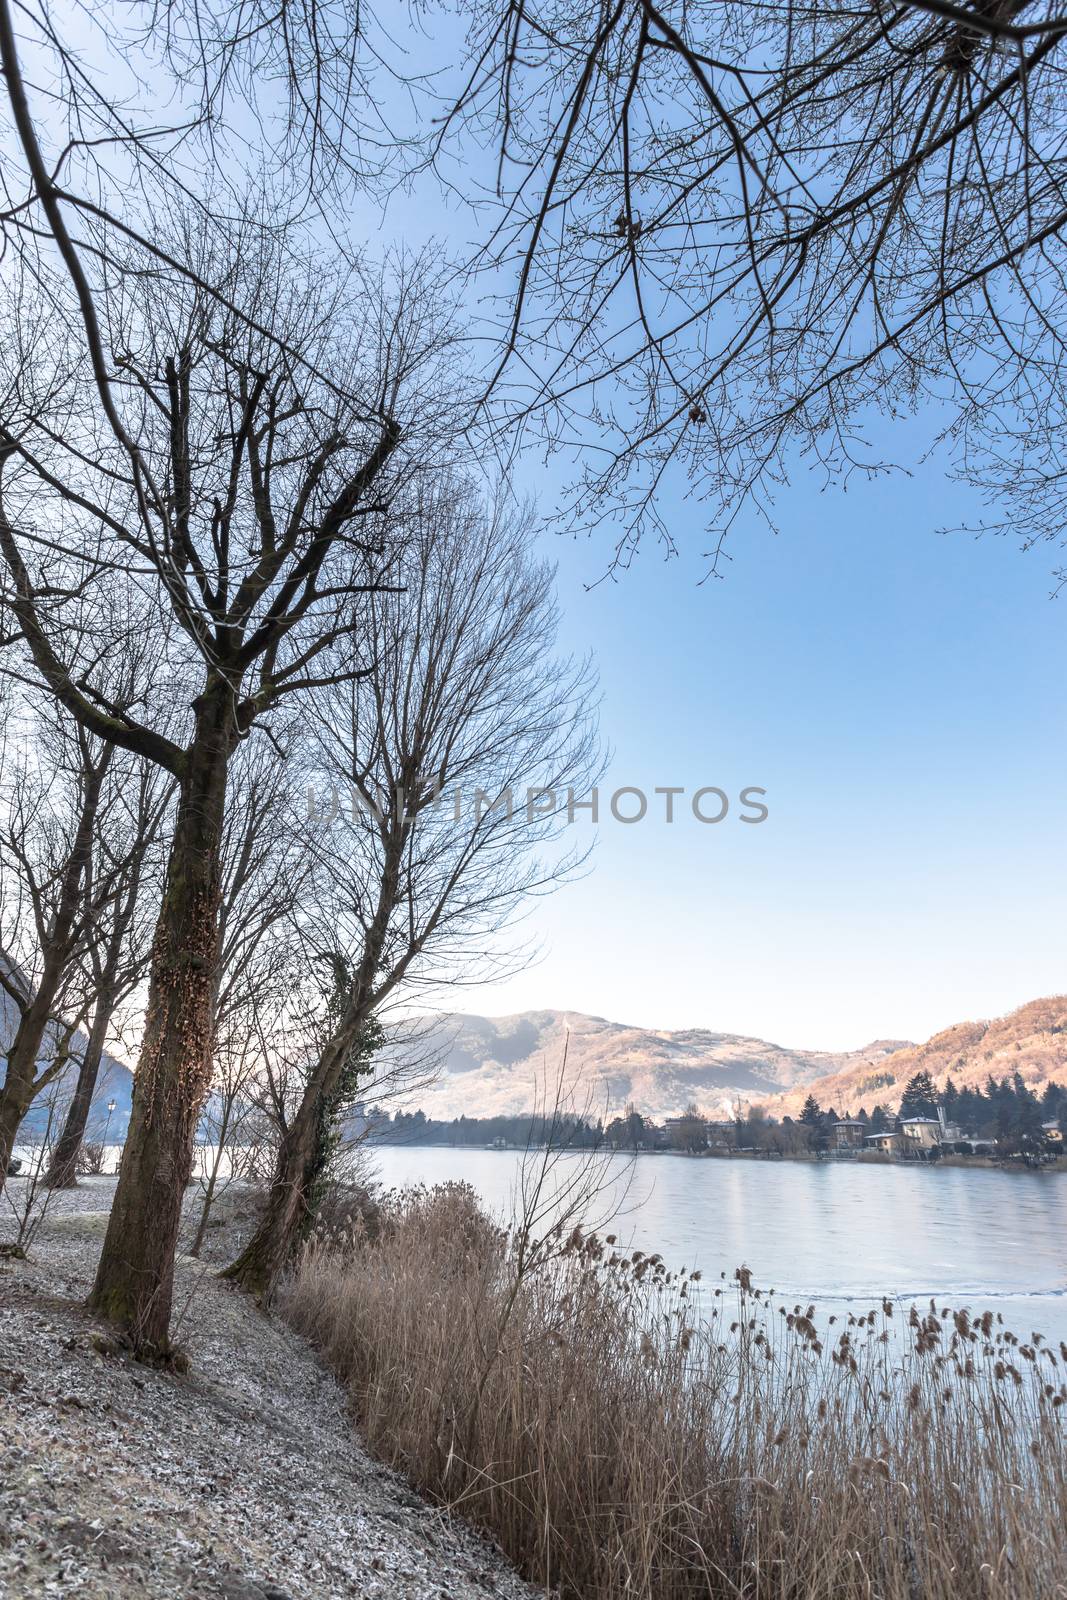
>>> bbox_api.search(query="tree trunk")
[225,845,401,1300]
[88,684,233,1356]
[223,1037,347,1298]
[43,996,114,1189]
[0,1087,25,1179]
[188,1092,233,1257]
[0,992,65,1180]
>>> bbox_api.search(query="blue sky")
[352,60,1067,1052]
[450,425,1067,1049]
[14,16,1061,1054]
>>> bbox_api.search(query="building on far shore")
[832,1120,866,1150]
[866,1103,999,1158]
[899,1115,942,1150]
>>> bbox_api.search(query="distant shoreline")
[364,1139,1067,1173]
[696,1147,1067,1173]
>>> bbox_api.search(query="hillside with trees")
[763,997,1067,1121]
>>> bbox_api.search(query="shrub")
[75,1142,107,1176]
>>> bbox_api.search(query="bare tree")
[0,690,120,1173]
[225,475,600,1296]
[213,724,318,1040]
[0,218,455,1353]
[187,730,316,1252]
[8,0,1067,582]
[438,2,1067,566]
[1,1076,67,1255]
[43,757,173,1188]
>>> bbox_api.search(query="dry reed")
[282,1181,1067,1599]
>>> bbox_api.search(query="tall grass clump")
[282,1181,1067,1600]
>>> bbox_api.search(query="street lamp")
[103,1098,118,1171]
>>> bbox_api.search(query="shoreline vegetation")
[356,1068,1067,1172]
[361,1139,1067,1177]
[284,1178,1067,1600]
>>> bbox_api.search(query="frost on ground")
[0,1177,534,1600]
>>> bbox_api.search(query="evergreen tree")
[899,1071,939,1119]
[799,1094,828,1153]
[799,1095,822,1127]
[956,1084,990,1138]
[1041,1082,1065,1127]
[993,1077,1018,1141]
[1012,1073,1045,1148]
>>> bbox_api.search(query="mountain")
[397,1009,911,1123]
[9,992,1063,1144]
[758,996,1067,1120]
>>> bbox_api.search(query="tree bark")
[0,995,60,1177]
[88,683,233,1355]
[223,1035,349,1298]
[42,995,115,1189]
[225,844,401,1300]
[0,1084,25,1178]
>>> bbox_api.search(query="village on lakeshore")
[357,1069,1067,1168]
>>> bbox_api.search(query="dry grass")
[282,1182,1067,1600]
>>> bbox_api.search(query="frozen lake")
[12,1137,1065,1344]
[368,1144,1067,1345]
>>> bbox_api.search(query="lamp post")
[103,1098,117,1171]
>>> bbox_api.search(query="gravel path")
[0,1177,534,1600]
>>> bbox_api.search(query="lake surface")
[13,1137,1066,1344]
[369,1145,1067,1346]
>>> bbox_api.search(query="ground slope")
[0,1178,532,1600]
